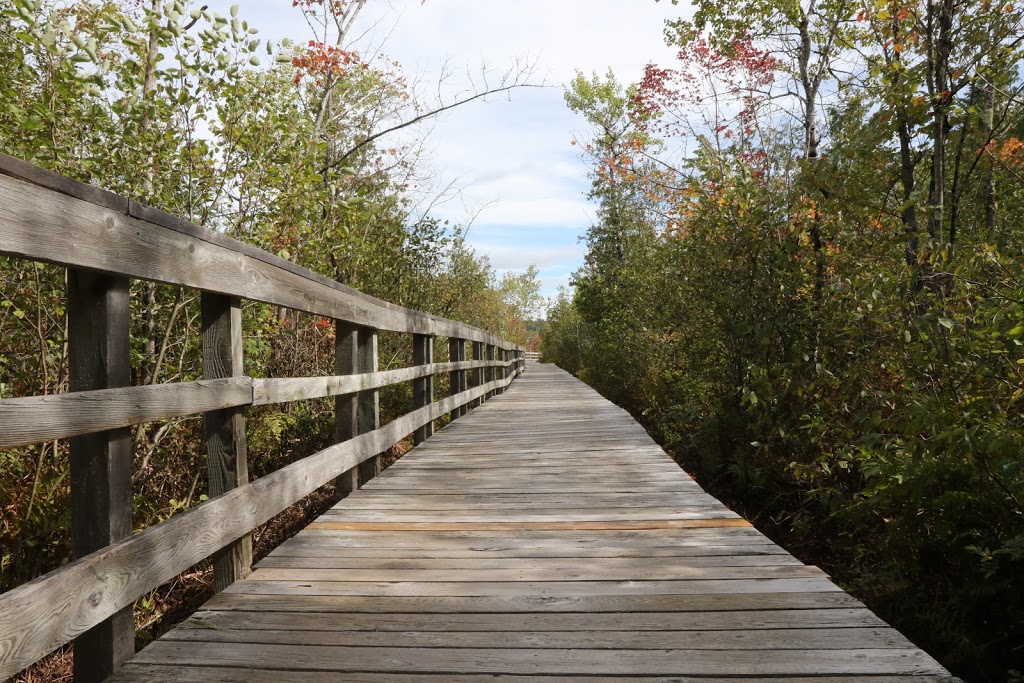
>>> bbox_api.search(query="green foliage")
[547,10,1024,680]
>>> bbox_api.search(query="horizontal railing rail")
[0,359,518,449]
[0,154,526,682]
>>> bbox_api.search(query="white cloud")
[472,197,593,228]
[209,0,687,298]
[474,243,585,271]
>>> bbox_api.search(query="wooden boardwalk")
[111,363,955,681]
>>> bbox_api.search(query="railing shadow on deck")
[0,154,525,682]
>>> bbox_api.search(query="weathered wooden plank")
[245,564,826,583]
[315,510,740,523]
[128,642,947,676]
[368,472,701,483]
[495,348,506,394]
[111,665,959,683]
[305,519,750,532]
[470,341,484,408]
[254,555,803,570]
[333,322,360,501]
[292,525,763,538]
[448,337,467,420]
[336,492,726,507]
[278,526,775,543]
[412,333,434,445]
[202,294,252,593]
[201,590,865,614]
[268,543,791,560]
[167,607,890,632]
[0,152,128,211]
[0,378,252,448]
[353,485,702,493]
[251,361,505,405]
[165,626,912,650]
[0,376,511,680]
[485,343,496,398]
[67,269,134,683]
[0,165,522,350]
[279,536,777,556]
[356,326,380,486]
[224,578,841,597]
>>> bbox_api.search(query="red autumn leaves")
[291,40,356,85]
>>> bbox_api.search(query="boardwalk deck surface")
[112,363,955,681]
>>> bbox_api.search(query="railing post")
[356,327,380,485]
[486,343,496,398]
[448,337,467,420]
[499,350,507,393]
[335,324,380,495]
[496,347,506,395]
[470,341,484,408]
[67,270,134,683]
[459,341,470,417]
[333,322,359,500]
[413,333,434,444]
[201,293,252,594]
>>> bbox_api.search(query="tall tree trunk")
[926,0,953,246]
[140,0,161,387]
[983,78,997,235]
[797,5,826,363]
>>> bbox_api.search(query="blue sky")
[208,1,683,298]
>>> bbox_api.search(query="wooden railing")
[0,154,525,682]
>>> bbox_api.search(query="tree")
[544,2,1024,678]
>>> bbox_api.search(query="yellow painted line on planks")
[306,519,753,532]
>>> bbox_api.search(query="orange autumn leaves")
[987,137,1024,168]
